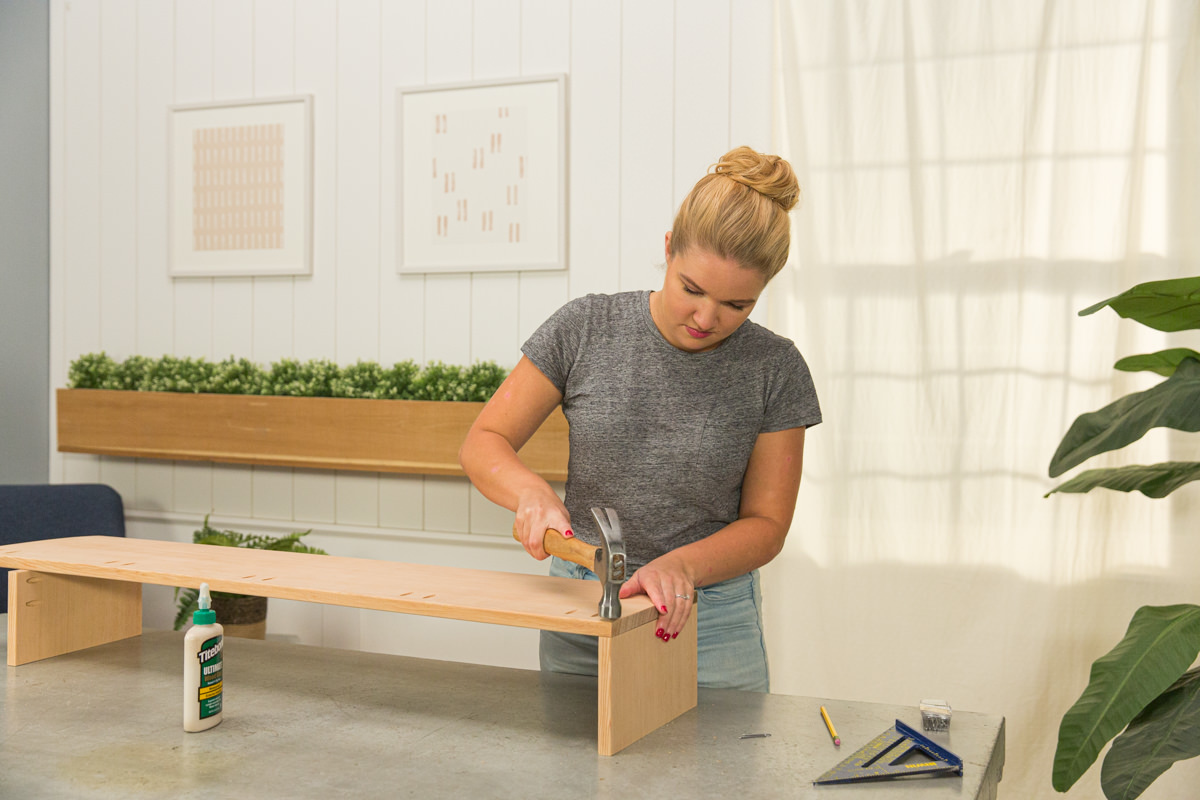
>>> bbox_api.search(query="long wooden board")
[2,536,697,755]
[0,537,654,638]
[56,389,569,480]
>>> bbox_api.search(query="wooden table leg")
[7,570,142,666]
[597,612,698,756]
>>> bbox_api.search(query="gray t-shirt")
[522,290,822,571]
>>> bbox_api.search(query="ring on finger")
[675,594,691,601]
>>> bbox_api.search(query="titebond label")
[196,635,223,719]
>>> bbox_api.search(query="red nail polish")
[671,632,678,639]
[656,628,664,638]
[662,635,669,643]
[564,529,573,537]
[660,605,668,613]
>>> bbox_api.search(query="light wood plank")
[598,608,698,755]
[7,569,142,666]
[57,389,569,480]
[0,537,655,638]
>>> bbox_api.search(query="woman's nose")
[692,302,718,331]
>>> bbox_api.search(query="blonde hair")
[669,146,800,282]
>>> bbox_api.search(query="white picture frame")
[396,74,567,274]
[168,95,313,278]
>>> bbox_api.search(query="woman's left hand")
[619,553,695,643]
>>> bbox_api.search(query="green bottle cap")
[193,582,217,625]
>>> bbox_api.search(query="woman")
[459,146,821,691]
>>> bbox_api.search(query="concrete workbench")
[0,622,1005,799]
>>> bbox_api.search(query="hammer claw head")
[589,507,627,620]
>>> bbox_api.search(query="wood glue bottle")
[184,582,224,732]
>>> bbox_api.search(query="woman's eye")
[729,304,746,312]
[683,285,703,296]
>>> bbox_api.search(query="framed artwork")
[396,74,567,273]
[168,95,313,278]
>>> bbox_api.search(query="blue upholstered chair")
[0,483,127,614]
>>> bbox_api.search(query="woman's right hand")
[513,488,573,560]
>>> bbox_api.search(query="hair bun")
[712,146,800,212]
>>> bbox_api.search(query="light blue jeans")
[540,557,770,692]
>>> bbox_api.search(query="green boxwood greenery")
[68,353,508,402]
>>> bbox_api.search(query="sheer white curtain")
[768,1,1200,797]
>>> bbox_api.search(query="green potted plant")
[1047,275,1200,799]
[174,515,328,639]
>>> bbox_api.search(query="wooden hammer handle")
[512,523,599,570]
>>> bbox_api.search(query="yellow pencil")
[820,705,841,746]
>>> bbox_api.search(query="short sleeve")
[761,345,822,433]
[520,297,588,393]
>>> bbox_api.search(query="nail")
[671,632,678,639]
[564,529,574,537]
[661,605,668,613]
[656,628,664,638]
[662,635,669,644]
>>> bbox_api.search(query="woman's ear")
[664,231,673,261]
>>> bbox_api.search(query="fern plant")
[172,515,327,630]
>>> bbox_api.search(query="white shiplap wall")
[49,0,773,667]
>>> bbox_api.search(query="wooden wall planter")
[56,389,568,481]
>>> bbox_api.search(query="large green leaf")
[1053,605,1200,792]
[1100,667,1200,800]
[1080,276,1200,331]
[1045,462,1200,498]
[1115,349,1200,377]
[1048,358,1200,477]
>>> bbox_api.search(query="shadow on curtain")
[768,1,1200,797]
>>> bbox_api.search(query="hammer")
[513,506,626,620]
